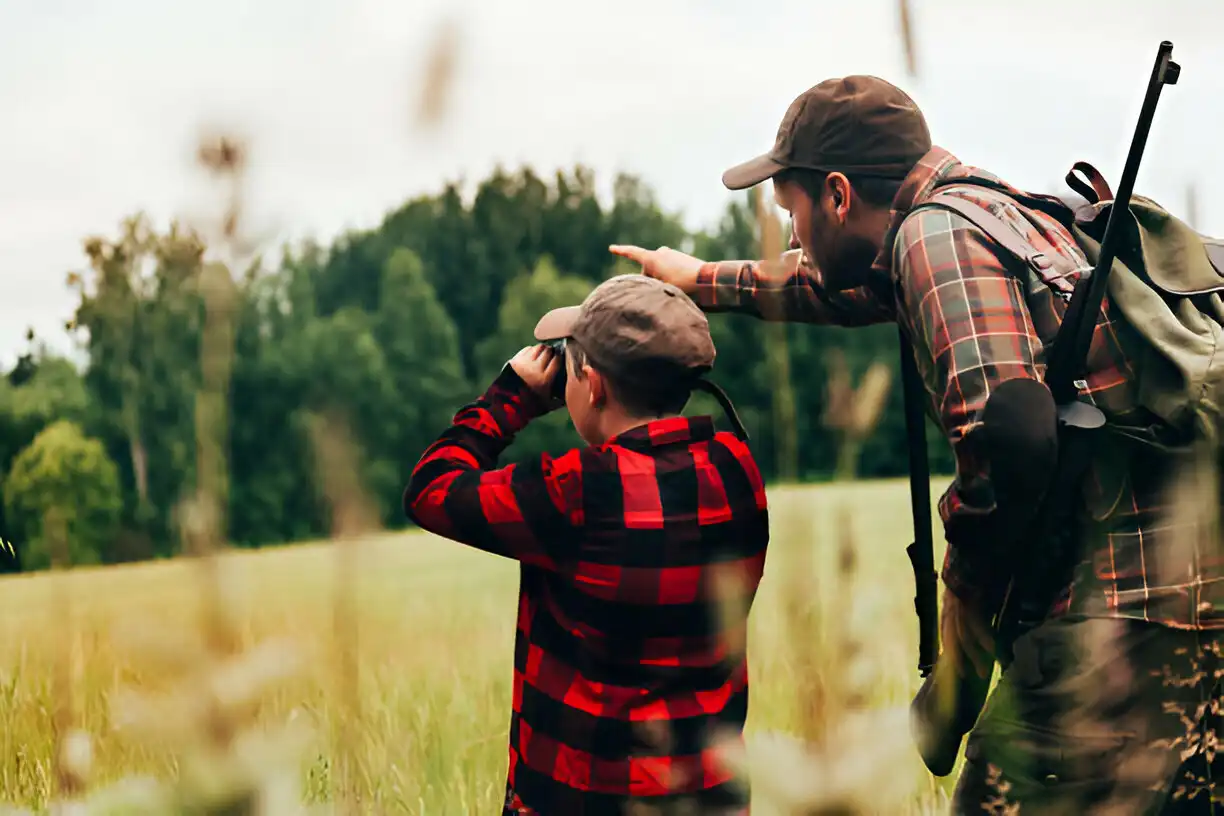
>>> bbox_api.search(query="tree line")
[0,165,954,572]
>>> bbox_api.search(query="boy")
[404,274,770,815]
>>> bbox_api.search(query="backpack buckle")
[1028,252,1053,273]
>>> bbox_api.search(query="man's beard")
[817,226,882,292]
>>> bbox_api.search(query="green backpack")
[920,162,1224,451]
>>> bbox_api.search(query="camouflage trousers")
[953,617,1224,815]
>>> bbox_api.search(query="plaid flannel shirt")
[404,366,769,815]
[693,146,1224,630]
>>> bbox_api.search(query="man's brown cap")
[722,75,931,190]
[534,275,715,379]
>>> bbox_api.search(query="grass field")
[0,478,959,814]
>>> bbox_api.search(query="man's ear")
[826,172,852,224]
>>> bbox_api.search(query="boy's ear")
[586,365,607,409]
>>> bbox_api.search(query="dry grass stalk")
[822,351,892,480]
[83,129,323,814]
[105,630,312,814]
[756,191,799,482]
[304,412,380,814]
[183,132,248,726]
[780,511,824,744]
[710,562,751,670]
[897,0,919,79]
[44,509,89,804]
[413,16,461,131]
[195,134,259,263]
[191,262,241,665]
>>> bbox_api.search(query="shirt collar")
[604,415,717,452]
[870,146,963,281]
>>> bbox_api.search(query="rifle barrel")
[1046,41,1180,405]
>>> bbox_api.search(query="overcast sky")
[1,0,1220,369]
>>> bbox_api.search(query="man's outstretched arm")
[610,245,892,327]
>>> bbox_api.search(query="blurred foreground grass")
[0,478,955,814]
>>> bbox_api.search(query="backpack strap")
[930,175,1081,227]
[912,191,1080,303]
[1065,161,1115,205]
[1207,239,1224,278]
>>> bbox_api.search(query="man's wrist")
[690,261,729,309]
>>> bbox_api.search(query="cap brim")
[534,305,582,341]
[721,154,787,191]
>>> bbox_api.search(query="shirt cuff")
[691,261,749,312]
[485,365,552,434]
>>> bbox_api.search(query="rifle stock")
[905,40,1181,777]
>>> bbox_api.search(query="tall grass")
[0,480,958,814]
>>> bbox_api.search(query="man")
[611,75,1224,812]
[403,274,769,815]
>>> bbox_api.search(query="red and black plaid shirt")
[404,366,769,815]
[691,145,1224,631]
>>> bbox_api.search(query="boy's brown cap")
[534,274,715,379]
[722,74,931,190]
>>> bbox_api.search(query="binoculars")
[541,338,568,401]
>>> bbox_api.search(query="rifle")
[905,40,1182,778]
[901,329,938,681]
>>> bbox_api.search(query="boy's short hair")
[566,338,691,418]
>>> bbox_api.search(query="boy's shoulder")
[533,422,767,518]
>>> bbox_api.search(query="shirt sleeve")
[403,366,576,571]
[689,249,893,327]
[892,207,1046,601]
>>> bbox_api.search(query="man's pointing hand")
[608,245,704,295]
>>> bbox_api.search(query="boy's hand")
[509,345,563,408]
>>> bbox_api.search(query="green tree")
[69,216,209,549]
[226,256,317,546]
[293,307,401,527]
[4,420,121,569]
[376,248,469,478]
[0,349,92,571]
[474,257,593,458]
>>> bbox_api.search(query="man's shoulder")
[897,180,1087,279]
